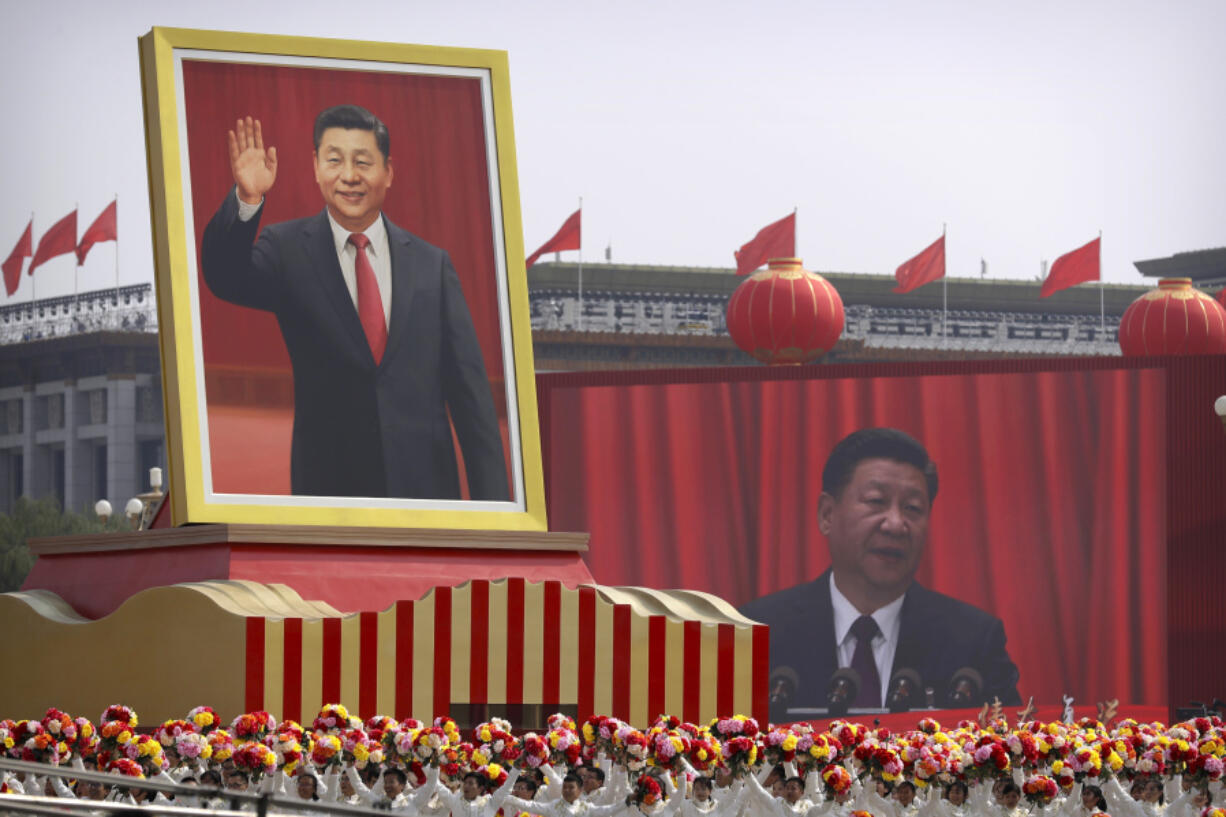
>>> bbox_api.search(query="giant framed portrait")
[139,27,546,530]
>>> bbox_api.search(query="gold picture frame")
[139,27,546,531]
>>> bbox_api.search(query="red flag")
[29,209,78,274]
[526,208,581,268]
[1041,236,1100,298]
[892,234,946,294]
[76,199,117,264]
[734,212,795,275]
[2,219,32,296]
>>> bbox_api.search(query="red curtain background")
[542,365,1167,706]
[180,59,510,494]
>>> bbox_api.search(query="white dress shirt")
[235,192,393,327]
[829,576,905,707]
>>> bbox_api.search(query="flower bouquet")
[206,729,236,764]
[187,706,220,734]
[440,743,471,779]
[821,765,853,798]
[650,730,690,774]
[852,742,904,785]
[108,757,146,780]
[22,732,66,765]
[277,720,307,746]
[687,735,720,773]
[100,705,138,727]
[67,717,97,759]
[365,715,396,746]
[311,733,344,770]
[829,722,865,760]
[719,735,758,779]
[99,718,137,760]
[629,774,663,809]
[581,715,623,762]
[614,726,652,774]
[433,717,460,744]
[124,734,167,777]
[547,713,577,732]
[762,727,799,767]
[40,709,78,748]
[547,726,583,769]
[174,731,213,766]
[313,704,353,734]
[231,711,276,743]
[233,741,278,781]
[796,733,840,774]
[1022,775,1060,808]
[710,716,760,743]
[269,731,306,776]
[479,763,509,789]
[519,732,550,770]
[1066,746,1105,782]
[157,719,195,748]
[475,724,521,767]
[966,738,1011,782]
[412,726,450,766]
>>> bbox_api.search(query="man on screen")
[201,105,509,501]
[739,427,1020,709]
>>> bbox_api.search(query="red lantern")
[725,257,845,364]
[1118,277,1226,355]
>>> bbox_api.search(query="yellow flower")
[487,764,503,779]
[473,749,489,766]
[1051,761,1065,774]
[117,731,133,745]
[782,735,798,752]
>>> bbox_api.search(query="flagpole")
[30,211,36,308]
[25,211,34,308]
[942,223,948,343]
[114,194,120,299]
[1098,229,1104,337]
[576,196,584,333]
[73,201,80,308]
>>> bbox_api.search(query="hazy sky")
[3,0,1224,301]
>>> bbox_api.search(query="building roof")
[1133,247,1226,283]
[529,261,1149,316]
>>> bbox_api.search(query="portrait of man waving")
[201,104,509,502]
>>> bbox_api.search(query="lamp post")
[125,467,166,531]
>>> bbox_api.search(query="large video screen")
[543,365,1166,709]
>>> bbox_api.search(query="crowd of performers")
[1,705,1223,817]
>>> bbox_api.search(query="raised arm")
[406,766,442,813]
[541,763,565,800]
[483,768,522,817]
[228,117,278,206]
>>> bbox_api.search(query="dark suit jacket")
[738,570,1021,708]
[201,190,509,501]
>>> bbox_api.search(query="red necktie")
[348,232,387,365]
